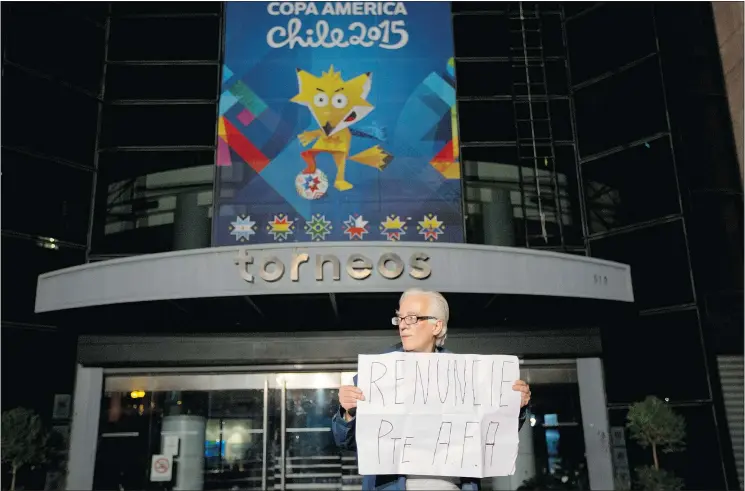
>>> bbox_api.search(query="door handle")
[280,379,287,490]
[262,379,268,491]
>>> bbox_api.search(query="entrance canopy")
[36,243,632,313]
[33,243,633,350]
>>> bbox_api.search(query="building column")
[66,365,103,491]
[577,358,615,490]
[173,191,210,250]
[482,187,516,246]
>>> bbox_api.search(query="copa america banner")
[213,1,463,245]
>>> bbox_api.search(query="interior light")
[529,415,536,427]
[36,236,60,250]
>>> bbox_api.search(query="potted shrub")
[1,408,49,491]
[626,396,686,490]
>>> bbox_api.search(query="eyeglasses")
[392,315,437,326]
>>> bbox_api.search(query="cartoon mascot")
[291,65,393,192]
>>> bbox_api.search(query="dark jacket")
[330,344,529,490]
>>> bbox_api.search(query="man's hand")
[339,385,365,421]
[299,130,322,147]
[513,380,531,408]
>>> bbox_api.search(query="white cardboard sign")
[150,454,172,482]
[355,353,520,478]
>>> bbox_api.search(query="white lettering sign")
[355,353,521,478]
[235,249,431,283]
[266,1,409,50]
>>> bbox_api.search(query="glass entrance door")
[93,371,358,491]
[270,373,360,491]
[91,364,590,491]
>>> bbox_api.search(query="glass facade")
[565,4,743,488]
[89,2,221,256]
[2,2,742,490]
[92,366,586,491]
[1,1,104,416]
[95,373,360,491]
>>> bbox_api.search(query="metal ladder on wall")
[508,2,565,248]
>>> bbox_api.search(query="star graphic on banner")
[304,214,333,241]
[229,215,257,242]
[303,174,322,193]
[266,214,295,242]
[343,214,369,240]
[417,213,445,242]
[379,215,407,241]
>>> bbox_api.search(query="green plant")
[626,396,686,470]
[626,396,686,491]
[635,465,684,491]
[1,408,49,491]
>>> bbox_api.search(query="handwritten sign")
[355,353,521,478]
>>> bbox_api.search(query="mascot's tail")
[349,145,393,170]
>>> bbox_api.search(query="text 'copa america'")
[266,2,410,50]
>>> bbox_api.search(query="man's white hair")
[400,288,450,347]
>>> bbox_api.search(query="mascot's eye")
[313,93,329,107]
[332,93,348,109]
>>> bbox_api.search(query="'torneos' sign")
[234,248,431,283]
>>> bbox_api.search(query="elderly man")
[331,288,531,491]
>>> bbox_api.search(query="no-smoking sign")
[155,458,169,473]
[150,454,173,482]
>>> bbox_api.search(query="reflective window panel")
[93,366,587,491]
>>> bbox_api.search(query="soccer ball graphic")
[295,169,329,200]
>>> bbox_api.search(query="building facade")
[2,2,742,490]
